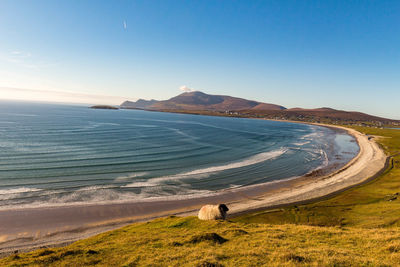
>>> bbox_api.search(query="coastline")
[221,124,387,215]
[0,123,387,256]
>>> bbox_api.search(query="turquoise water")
[0,101,359,210]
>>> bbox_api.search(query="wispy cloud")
[123,20,127,30]
[10,51,31,58]
[179,85,195,92]
[0,87,130,105]
[1,51,54,70]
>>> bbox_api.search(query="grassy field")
[3,216,400,266]
[2,126,400,266]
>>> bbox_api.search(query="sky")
[0,0,399,118]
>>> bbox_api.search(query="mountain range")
[121,91,399,125]
[121,91,285,111]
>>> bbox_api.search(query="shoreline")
[0,123,387,256]
[218,124,386,215]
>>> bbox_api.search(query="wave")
[319,149,329,168]
[126,117,274,138]
[80,121,121,130]
[0,187,41,195]
[0,185,214,210]
[114,172,149,182]
[183,148,287,176]
[0,112,38,117]
[299,127,326,141]
[292,141,311,146]
[0,150,331,210]
[0,187,42,201]
[123,148,288,188]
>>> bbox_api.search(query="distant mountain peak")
[121,91,285,111]
[120,99,158,109]
[119,91,398,124]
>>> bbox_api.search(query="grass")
[2,126,400,266]
[4,216,400,266]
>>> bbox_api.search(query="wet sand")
[0,124,387,256]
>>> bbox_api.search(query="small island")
[90,105,119,110]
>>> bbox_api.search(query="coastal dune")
[0,125,387,255]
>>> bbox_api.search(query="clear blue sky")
[0,0,399,118]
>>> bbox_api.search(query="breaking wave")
[124,148,288,188]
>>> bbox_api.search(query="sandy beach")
[226,125,387,215]
[0,124,387,256]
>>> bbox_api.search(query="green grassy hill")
[2,126,400,266]
[3,216,400,266]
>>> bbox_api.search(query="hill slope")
[120,99,158,109]
[120,91,399,125]
[2,216,400,266]
[241,107,399,124]
[120,91,286,111]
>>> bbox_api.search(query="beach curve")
[225,124,387,215]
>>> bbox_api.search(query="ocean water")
[0,101,359,210]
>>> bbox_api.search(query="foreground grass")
[3,216,400,266]
[2,126,400,266]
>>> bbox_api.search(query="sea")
[0,101,359,210]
